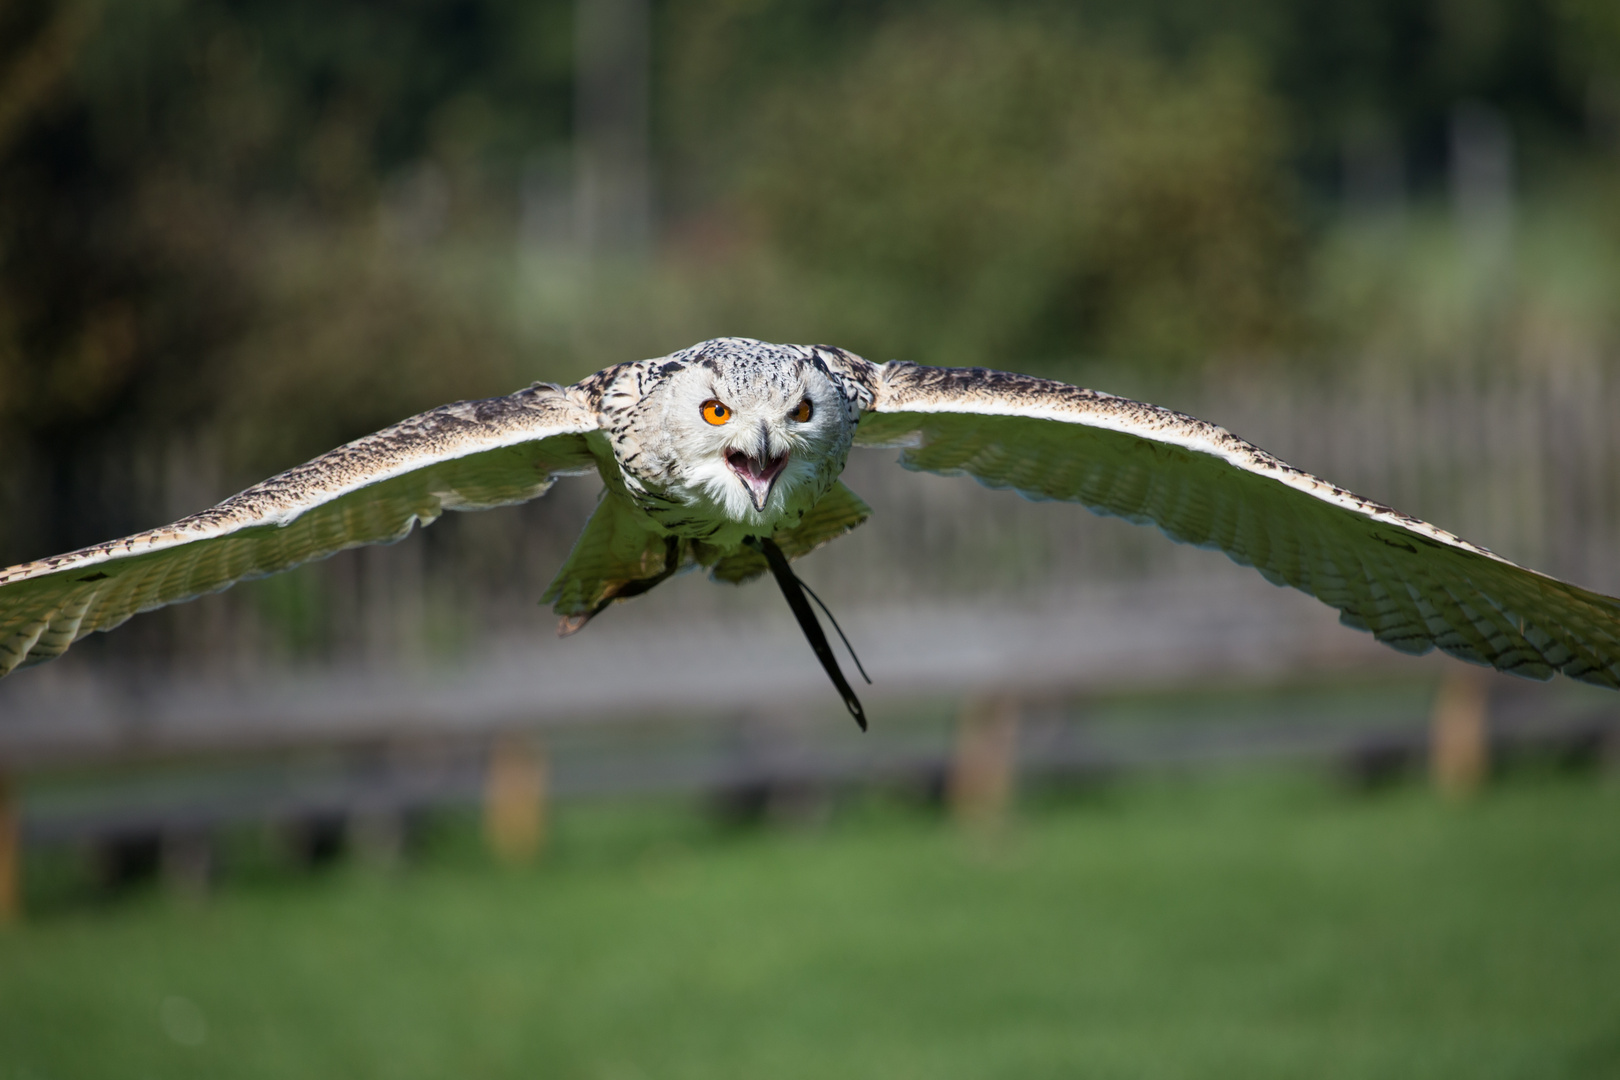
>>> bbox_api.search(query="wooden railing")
[6,361,1620,918]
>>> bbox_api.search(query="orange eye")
[701,399,732,426]
[790,398,813,423]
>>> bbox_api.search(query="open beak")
[726,449,789,512]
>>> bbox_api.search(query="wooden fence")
[5,362,1620,916]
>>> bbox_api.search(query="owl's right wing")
[0,384,600,676]
[856,361,1620,689]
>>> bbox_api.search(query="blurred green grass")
[4,770,1620,1079]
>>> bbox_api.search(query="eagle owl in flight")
[3,338,1619,727]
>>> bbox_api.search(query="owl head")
[642,338,861,525]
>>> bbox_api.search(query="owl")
[4,338,1618,727]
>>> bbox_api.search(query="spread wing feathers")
[543,489,684,634]
[0,385,598,676]
[858,362,1620,689]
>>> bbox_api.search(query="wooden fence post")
[484,734,548,865]
[1431,668,1489,799]
[0,773,18,923]
[949,697,1021,830]
[162,829,213,903]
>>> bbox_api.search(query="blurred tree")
[709,14,1302,372]
[0,0,576,565]
[3,0,1618,578]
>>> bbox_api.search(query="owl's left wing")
[856,361,1620,689]
[0,385,599,677]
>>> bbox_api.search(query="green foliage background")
[2,0,1618,566]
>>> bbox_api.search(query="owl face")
[642,339,856,527]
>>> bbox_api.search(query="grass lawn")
[3,769,1619,1079]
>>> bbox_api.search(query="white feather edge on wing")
[859,363,1539,576]
[0,393,600,588]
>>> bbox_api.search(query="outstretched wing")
[857,362,1620,689]
[0,385,599,676]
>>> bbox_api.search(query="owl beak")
[726,449,789,512]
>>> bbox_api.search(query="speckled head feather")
[582,337,872,546]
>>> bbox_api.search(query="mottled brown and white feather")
[857,362,1620,688]
[0,385,597,675]
[6,337,1620,695]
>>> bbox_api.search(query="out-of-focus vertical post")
[0,773,19,923]
[162,829,213,904]
[949,697,1021,829]
[484,734,548,865]
[575,0,651,259]
[1450,101,1515,289]
[1431,668,1489,799]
